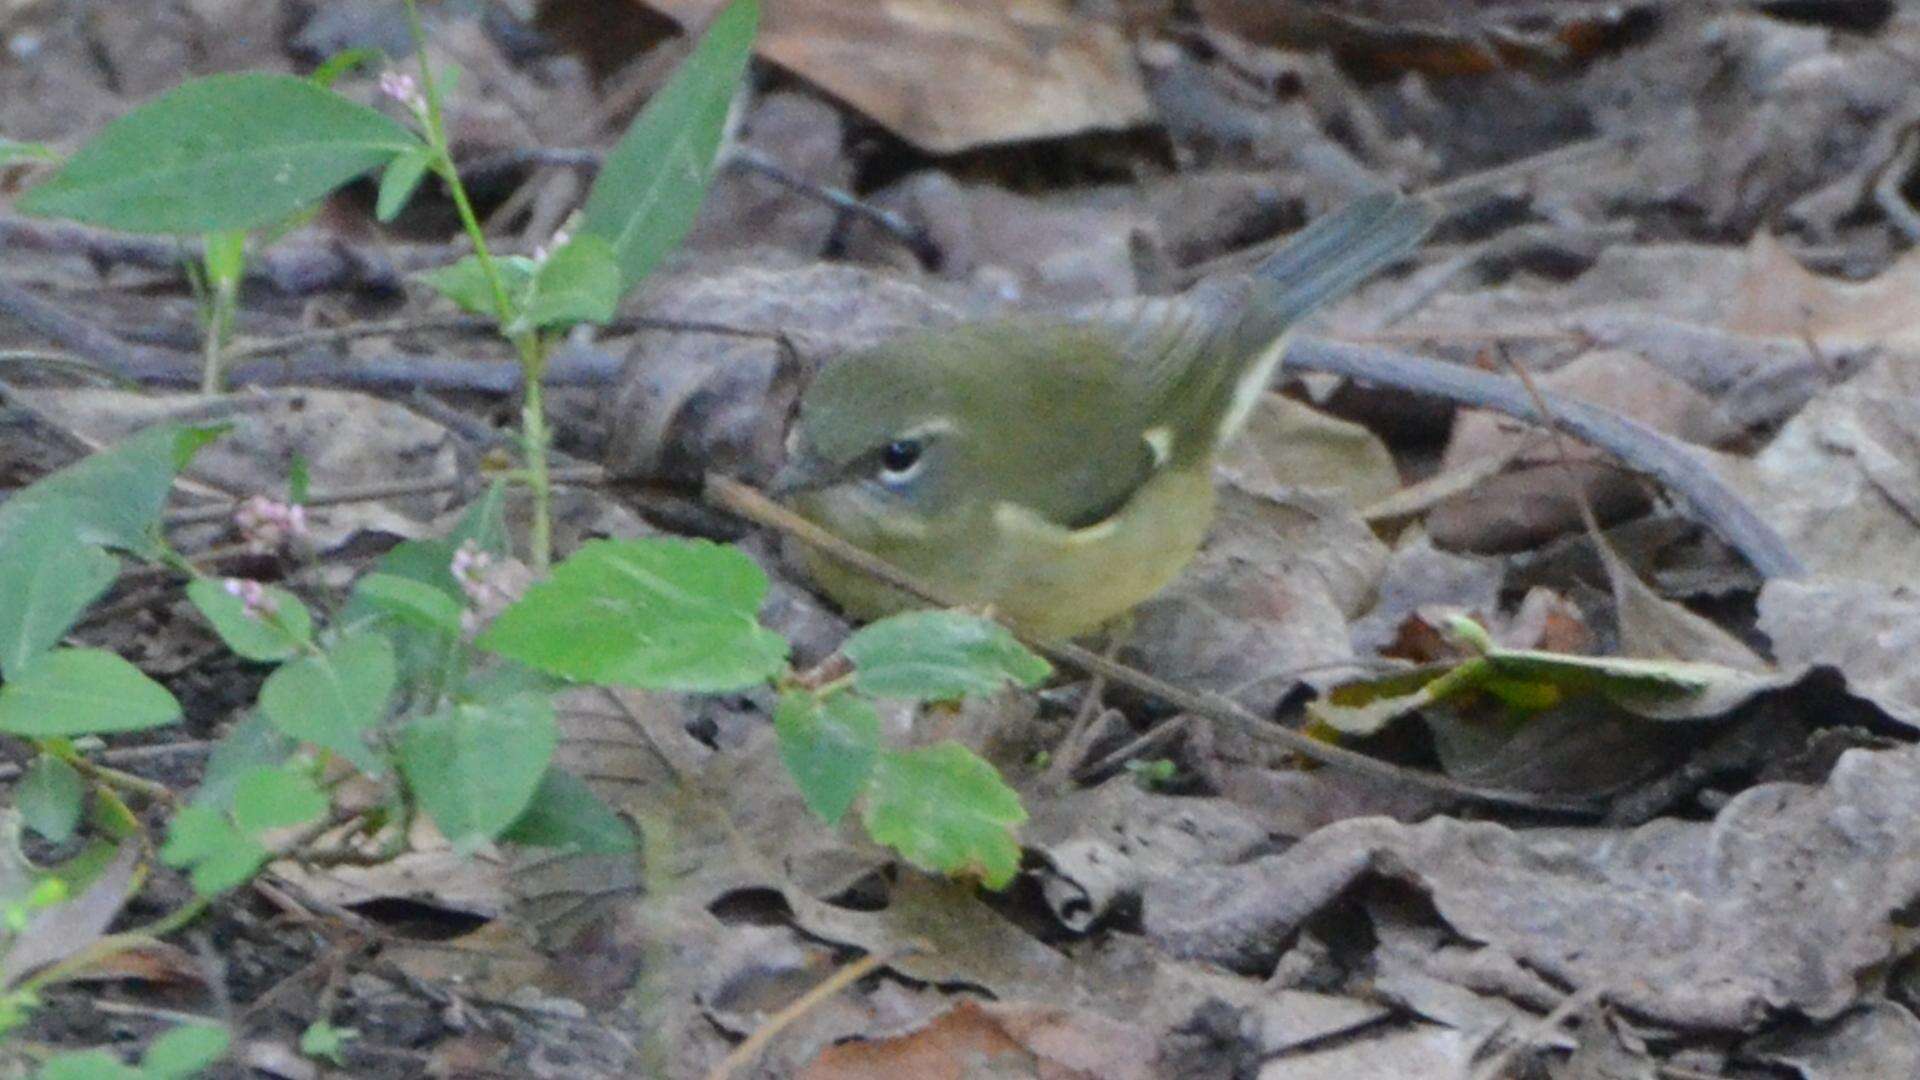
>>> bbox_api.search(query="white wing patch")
[1216,331,1291,449]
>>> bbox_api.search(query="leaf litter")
[11,2,1920,1077]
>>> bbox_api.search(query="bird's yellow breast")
[795,463,1216,640]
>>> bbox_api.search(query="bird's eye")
[879,439,923,477]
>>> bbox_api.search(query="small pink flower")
[222,577,278,620]
[379,71,426,115]
[234,496,310,555]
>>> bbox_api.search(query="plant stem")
[403,0,554,570]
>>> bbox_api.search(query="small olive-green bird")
[774,192,1432,639]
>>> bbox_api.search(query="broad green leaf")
[34,1050,143,1080]
[186,578,313,662]
[159,805,266,896]
[774,691,879,824]
[375,144,433,222]
[501,768,638,854]
[229,766,328,834]
[18,755,84,844]
[193,712,296,813]
[141,1024,231,1080]
[478,538,787,692]
[259,631,396,773]
[862,742,1025,889]
[516,234,621,331]
[0,136,58,165]
[0,504,117,677]
[17,73,421,233]
[399,694,556,853]
[0,649,179,737]
[351,573,464,636]
[844,611,1050,702]
[580,0,758,289]
[417,253,534,321]
[0,423,222,557]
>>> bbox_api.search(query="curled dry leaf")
[604,264,963,487]
[1148,744,1920,1030]
[1759,578,1920,730]
[639,0,1154,153]
[1723,354,1920,586]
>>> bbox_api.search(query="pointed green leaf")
[375,144,434,222]
[517,234,621,330]
[0,503,117,677]
[0,423,222,558]
[18,73,421,233]
[0,649,180,737]
[580,0,758,289]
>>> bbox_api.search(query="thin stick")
[704,476,1598,815]
[1466,984,1605,1080]
[703,949,901,1080]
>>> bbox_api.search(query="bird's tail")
[1183,191,1432,450]
[1240,191,1433,344]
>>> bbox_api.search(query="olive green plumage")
[777,193,1433,639]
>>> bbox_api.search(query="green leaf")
[140,1023,231,1080]
[0,423,222,558]
[516,234,622,331]
[862,743,1025,889]
[19,755,85,844]
[352,573,465,636]
[580,0,758,289]
[185,578,313,662]
[501,768,638,854]
[308,48,383,89]
[417,253,534,321]
[844,611,1051,703]
[0,504,118,677]
[259,631,396,772]
[0,649,180,737]
[201,230,247,288]
[229,766,328,834]
[399,694,556,853]
[0,136,59,165]
[478,538,787,692]
[299,1020,357,1065]
[17,72,421,233]
[193,712,296,814]
[159,805,266,896]
[774,691,879,824]
[34,1050,143,1080]
[375,144,433,222]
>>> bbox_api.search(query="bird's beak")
[768,454,828,499]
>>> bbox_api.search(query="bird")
[772,192,1433,640]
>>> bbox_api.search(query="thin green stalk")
[200,278,235,394]
[402,0,554,570]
